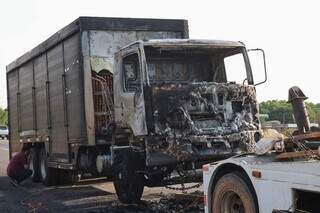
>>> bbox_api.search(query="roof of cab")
[143,39,245,48]
[118,39,245,52]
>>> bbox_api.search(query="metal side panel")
[19,61,34,131]
[34,54,48,131]
[81,31,95,145]
[64,33,86,143]
[47,43,68,162]
[7,70,21,154]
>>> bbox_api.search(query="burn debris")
[148,82,261,162]
[105,192,204,213]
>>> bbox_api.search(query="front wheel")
[113,152,144,204]
[212,173,258,213]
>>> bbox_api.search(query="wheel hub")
[40,156,47,180]
[221,191,245,213]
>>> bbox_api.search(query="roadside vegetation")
[260,100,320,124]
[0,107,8,125]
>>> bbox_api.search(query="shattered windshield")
[145,46,249,84]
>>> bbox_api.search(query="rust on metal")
[292,131,320,141]
[252,170,262,178]
[276,150,320,160]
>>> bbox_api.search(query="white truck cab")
[203,153,320,213]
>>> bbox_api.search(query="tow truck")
[203,87,320,213]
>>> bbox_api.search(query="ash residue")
[105,192,204,213]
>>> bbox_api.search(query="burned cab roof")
[142,39,245,49]
[116,39,245,56]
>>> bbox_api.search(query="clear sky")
[1,0,319,108]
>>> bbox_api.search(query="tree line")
[259,100,320,124]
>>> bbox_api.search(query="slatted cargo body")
[6,17,188,163]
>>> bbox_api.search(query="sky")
[1,0,319,108]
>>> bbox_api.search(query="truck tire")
[212,173,258,213]
[29,147,40,182]
[113,152,144,204]
[39,148,58,186]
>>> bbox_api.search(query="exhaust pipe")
[288,86,310,134]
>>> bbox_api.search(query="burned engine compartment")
[146,82,261,165]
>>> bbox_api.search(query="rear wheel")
[39,148,58,186]
[29,147,40,182]
[113,152,144,204]
[212,173,258,213]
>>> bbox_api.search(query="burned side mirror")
[247,48,267,86]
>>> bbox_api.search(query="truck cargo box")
[6,17,188,163]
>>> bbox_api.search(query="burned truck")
[112,40,264,203]
[6,17,266,203]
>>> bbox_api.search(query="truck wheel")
[29,147,40,182]
[39,148,57,186]
[212,173,258,213]
[113,152,144,204]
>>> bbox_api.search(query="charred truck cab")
[111,39,263,203]
[6,17,266,204]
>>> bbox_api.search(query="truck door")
[114,44,147,136]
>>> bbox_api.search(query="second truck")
[6,17,266,203]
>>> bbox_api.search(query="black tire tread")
[29,147,41,182]
[113,151,144,204]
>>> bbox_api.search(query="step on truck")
[7,16,266,203]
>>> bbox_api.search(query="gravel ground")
[0,140,204,213]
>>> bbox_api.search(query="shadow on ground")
[0,175,204,213]
[0,176,117,213]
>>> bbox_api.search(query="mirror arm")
[248,48,267,86]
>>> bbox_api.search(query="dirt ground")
[0,140,204,213]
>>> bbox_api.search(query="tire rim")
[29,155,34,178]
[220,191,245,213]
[40,152,47,180]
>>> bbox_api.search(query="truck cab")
[111,39,264,203]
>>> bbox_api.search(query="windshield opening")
[144,46,251,84]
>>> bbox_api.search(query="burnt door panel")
[114,45,147,136]
[47,44,68,162]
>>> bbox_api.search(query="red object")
[7,152,28,177]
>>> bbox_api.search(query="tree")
[0,108,8,125]
[305,102,318,123]
[260,100,320,124]
[259,100,293,123]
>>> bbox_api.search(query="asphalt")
[0,141,204,213]
[0,140,9,176]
